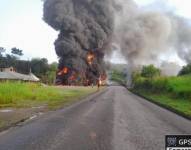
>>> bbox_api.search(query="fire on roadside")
[98,74,107,86]
[57,67,69,75]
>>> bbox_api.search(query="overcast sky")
[0,0,191,64]
[0,0,58,62]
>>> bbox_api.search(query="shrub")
[133,77,169,94]
[151,77,169,93]
[141,65,161,79]
[178,64,191,76]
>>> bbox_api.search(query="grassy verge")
[132,75,191,119]
[0,82,99,109]
[0,82,103,131]
[133,90,191,119]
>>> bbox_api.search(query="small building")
[0,67,40,82]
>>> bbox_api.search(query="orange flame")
[63,67,68,74]
[87,52,95,65]
[58,67,69,75]
[98,74,107,86]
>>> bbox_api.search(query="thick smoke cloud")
[43,0,114,84]
[160,62,181,76]
[43,0,191,83]
[171,15,191,63]
[115,11,171,67]
[113,0,191,70]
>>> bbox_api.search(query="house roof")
[0,72,17,80]
[0,71,40,82]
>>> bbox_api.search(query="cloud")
[0,0,58,63]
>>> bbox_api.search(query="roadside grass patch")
[0,82,98,109]
[138,91,191,118]
[132,75,191,118]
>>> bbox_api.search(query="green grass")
[137,91,191,118]
[167,76,191,99]
[0,82,98,109]
[133,75,191,118]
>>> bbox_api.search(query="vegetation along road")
[0,86,191,150]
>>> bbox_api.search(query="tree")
[31,58,49,78]
[49,63,57,70]
[141,65,161,79]
[30,59,58,84]
[11,47,23,57]
[46,62,58,84]
[0,47,6,56]
[178,63,191,76]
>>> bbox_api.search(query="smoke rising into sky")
[0,0,190,67]
[113,0,191,70]
[44,0,114,83]
[43,0,191,77]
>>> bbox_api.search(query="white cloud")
[135,0,191,19]
[168,0,191,18]
[0,1,58,63]
[0,15,58,62]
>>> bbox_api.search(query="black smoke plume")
[43,0,114,85]
[44,0,191,85]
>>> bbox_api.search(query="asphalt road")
[0,86,191,150]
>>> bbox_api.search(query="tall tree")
[0,47,6,56]
[0,48,6,68]
[11,47,23,57]
[46,62,58,84]
[31,58,49,77]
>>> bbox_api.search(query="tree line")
[0,47,58,84]
[133,63,191,80]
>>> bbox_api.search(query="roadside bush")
[167,76,191,100]
[133,75,146,89]
[150,77,168,93]
[174,90,191,100]
[141,65,161,79]
[134,77,169,93]
[132,64,191,101]
[133,74,191,101]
